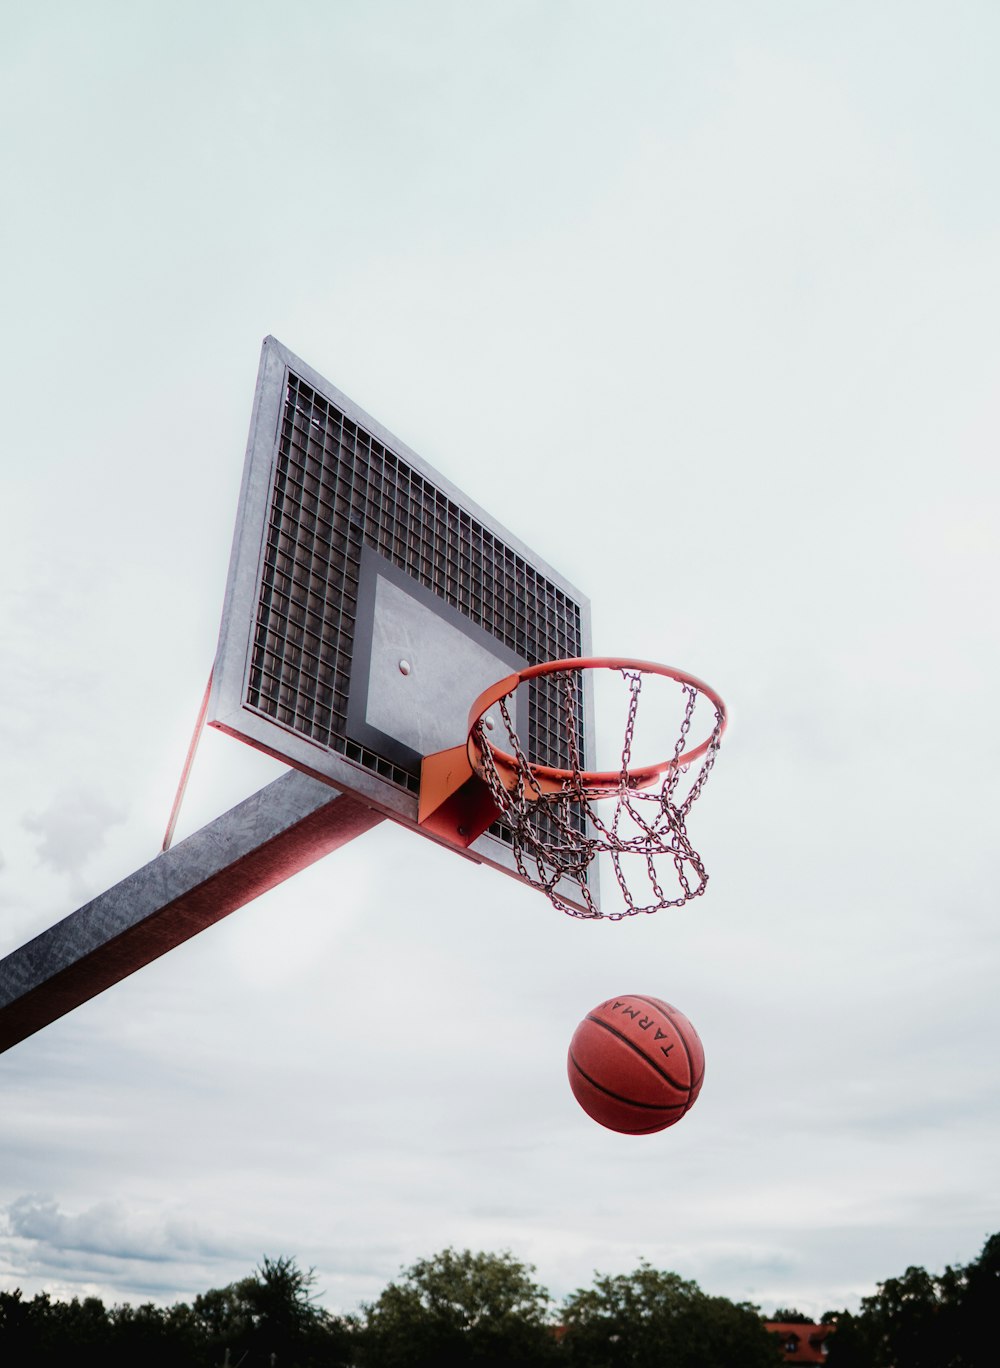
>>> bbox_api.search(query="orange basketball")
[567,994,705,1134]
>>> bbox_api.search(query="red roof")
[763,1322,834,1364]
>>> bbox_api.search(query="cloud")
[21,791,126,878]
[0,1194,254,1305]
[3,1194,227,1265]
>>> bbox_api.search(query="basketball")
[567,994,705,1134]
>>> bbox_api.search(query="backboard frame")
[209,337,599,908]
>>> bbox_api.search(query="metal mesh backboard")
[210,337,596,906]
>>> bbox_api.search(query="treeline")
[820,1231,998,1368]
[0,1233,996,1367]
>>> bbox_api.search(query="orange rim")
[466,656,727,794]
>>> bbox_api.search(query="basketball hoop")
[419,657,727,920]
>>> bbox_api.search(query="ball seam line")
[568,1049,688,1114]
[632,995,703,1092]
[585,1013,690,1092]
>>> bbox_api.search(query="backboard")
[209,338,598,910]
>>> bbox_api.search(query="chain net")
[473,666,725,920]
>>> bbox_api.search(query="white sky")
[2,0,998,1321]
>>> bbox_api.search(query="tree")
[956,1231,1000,1366]
[358,1247,559,1367]
[823,1309,876,1368]
[191,1255,353,1367]
[108,1300,200,1368]
[0,1289,115,1367]
[855,1262,961,1368]
[0,1289,34,1362]
[843,1231,1000,1368]
[559,1262,783,1368]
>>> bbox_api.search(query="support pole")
[0,770,383,1054]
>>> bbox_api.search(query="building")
[763,1321,834,1363]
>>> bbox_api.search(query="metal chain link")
[474,665,724,920]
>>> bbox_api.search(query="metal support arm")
[0,770,383,1054]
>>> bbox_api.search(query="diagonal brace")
[0,770,383,1054]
